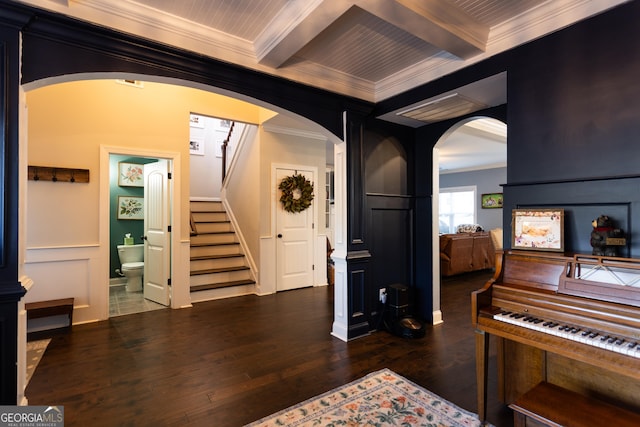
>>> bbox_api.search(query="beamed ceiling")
[13,0,629,172]
[15,1,627,112]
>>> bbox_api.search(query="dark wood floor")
[26,271,513,427]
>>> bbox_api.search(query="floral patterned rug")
[26,338,51,384]
[246,368,490,427]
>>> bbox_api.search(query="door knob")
[277,234,282,238]
[142,235,148,240]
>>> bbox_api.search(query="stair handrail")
[190,212,198,236]
[221,121,235,182]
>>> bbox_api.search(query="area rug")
[246,368,490,427]
[26,338,51,384]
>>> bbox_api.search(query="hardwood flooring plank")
[26,272,513,427]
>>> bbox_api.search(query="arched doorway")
[20,75,345,332]
[431,117,507,323]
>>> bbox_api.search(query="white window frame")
[438,185,477,234]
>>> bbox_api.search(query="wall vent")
[116,79,144,88]
[396,93,487,124]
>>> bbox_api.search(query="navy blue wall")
[375,1,640,322]
[362,120,415,329]
[502,0,640,256]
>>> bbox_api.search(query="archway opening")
[431,117,507,324]
[20,75,345,337]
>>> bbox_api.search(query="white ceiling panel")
[292,7,441,82]
[16,0,627,102]
[15,0,629,172]
[132,0,289,40]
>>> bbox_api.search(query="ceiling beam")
[256,0,488,69]
[255,0,352,68]
[360,0,488,59]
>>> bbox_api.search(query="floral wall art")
[118,162,144,187]
[117,196,144,220]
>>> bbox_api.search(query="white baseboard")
[432,310,444,325]
[110,278,126,287]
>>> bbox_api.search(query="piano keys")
[492,310,640,358]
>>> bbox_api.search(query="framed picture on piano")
[512,208,564,251]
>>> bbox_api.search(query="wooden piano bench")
[510,381,640,427]
[25,298,74,338]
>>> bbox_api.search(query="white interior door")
[276,168,315,291]
[143,159,171,306]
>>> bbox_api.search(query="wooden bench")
[25,298,74,336]
[510,382,640,427]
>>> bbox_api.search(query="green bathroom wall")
[109,155,158,279]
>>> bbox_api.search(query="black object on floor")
[385,284,425,339]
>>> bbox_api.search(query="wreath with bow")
[279,174,314,213]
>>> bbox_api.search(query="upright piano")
[472,250,640,424]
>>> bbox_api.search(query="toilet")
[117,244,144,292]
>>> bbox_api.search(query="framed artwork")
[118,162,144,187]
[481,193,503,209]
[190,137,205,155]
[117,196,144,220]
[512,208,564,251]
[189,113,204,128]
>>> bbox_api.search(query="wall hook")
[28,165,90,183]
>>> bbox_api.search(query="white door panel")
[276,168,314,291]
[144,160,171,306]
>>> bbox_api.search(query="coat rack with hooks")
[28,166,90,183]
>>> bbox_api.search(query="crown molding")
[262,123,328,141]
[487,0,629,53]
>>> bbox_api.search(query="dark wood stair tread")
[190,242,240,247]
[190,265,250,276]
[192,231,235,235]
[190,253,245,261]
[190,279,255,292]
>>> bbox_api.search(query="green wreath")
[279,174,314,213]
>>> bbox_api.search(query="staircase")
[190,200,255,296]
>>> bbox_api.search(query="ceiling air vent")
[116,79,144,88]
[396,93,487,124]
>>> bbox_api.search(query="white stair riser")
[190,256,246,271]
[190,201,223,212]
[189,285,255,303]
[191,233,237,245]
[196,222,233,233]
[190,269,252,286]
[190,245,241,257]
[192,212,227,222]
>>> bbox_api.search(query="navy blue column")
[344,112,372,339]
[0,9,29,404]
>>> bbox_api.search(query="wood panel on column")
[0,8,30,404]
[345,112,371,339]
